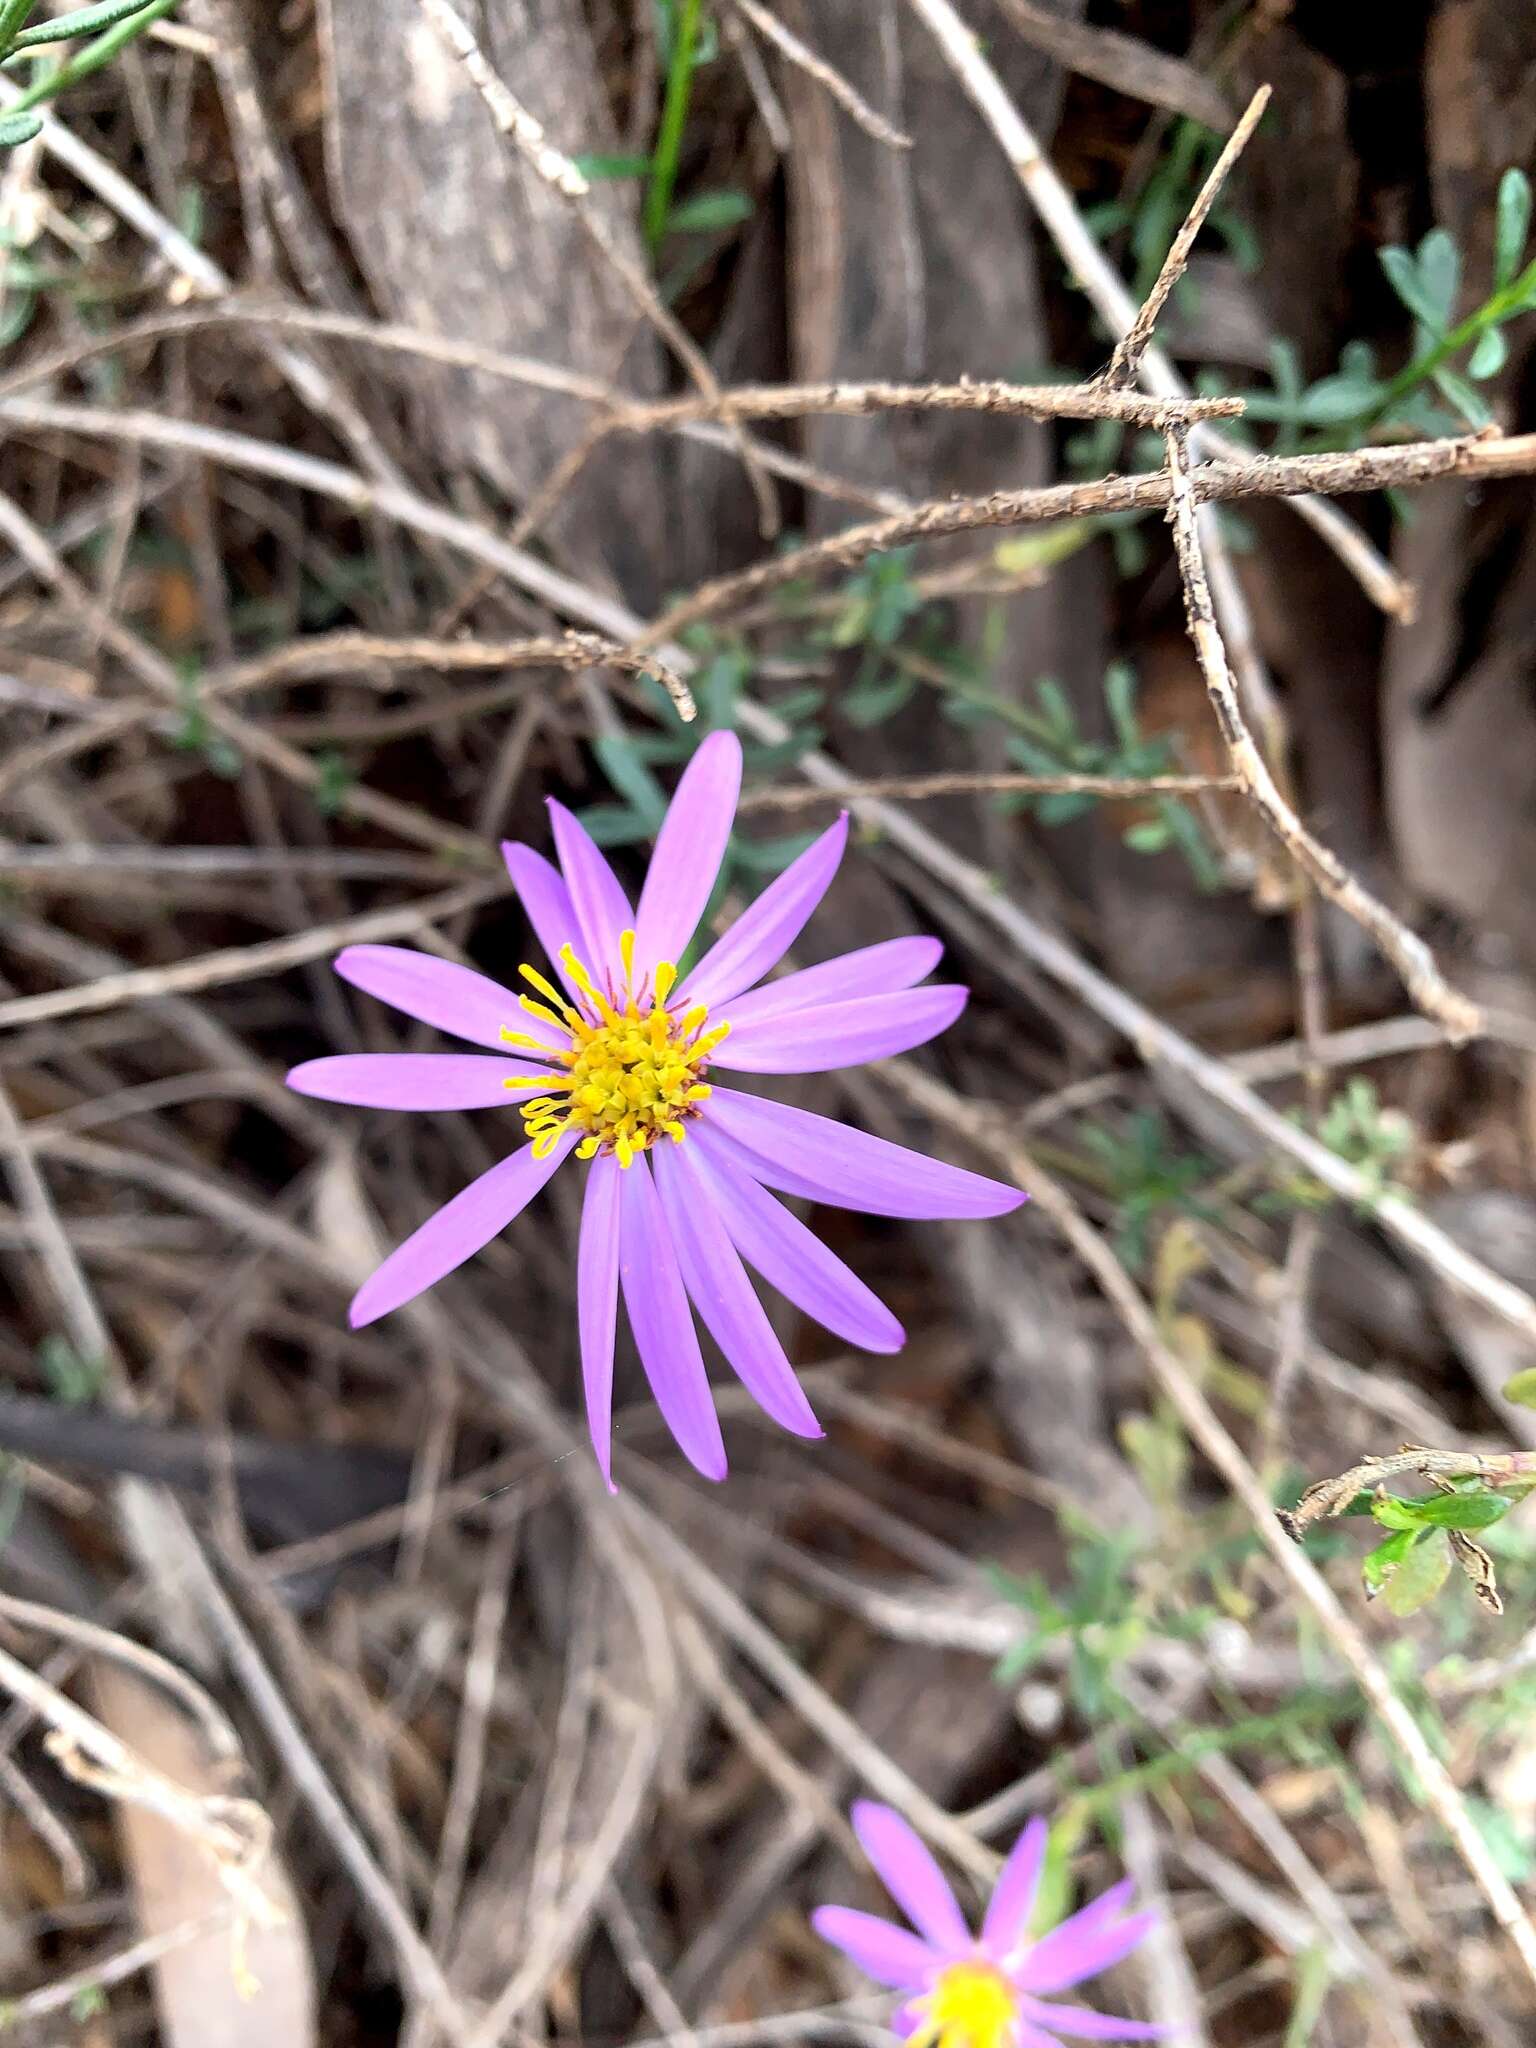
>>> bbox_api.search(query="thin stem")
[1370,250,1536,423]
[644,0,702,248]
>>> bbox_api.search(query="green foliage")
[0,0,180,141]
[1244,167,1536,444]
[171,660,241,779]
[1269,1078,1413,1217]
[1079,1109,1218,1271]
[986,662,1224,887]
[312,749,356,818]
[37,1332,107,1406]
[988,1525,1155,1722]
[1356,1477,1530,1616]
[803,553,1222,887]
[1082,117,1258,313]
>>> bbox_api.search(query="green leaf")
[593,733,668,827]
[1468,327,1508,380]
[1503,1368,1536,1408]
[1380,245,1445,331]
[1495,168,1532,289]
[730,830,818,875]
[9,0,154,44]
[1297,371,1383,426]
[1431,360,1492,427]
[1416,226,1461,328]
[0,107,40,144]
[1362,1528,1416,1594]
[665,187,752,235]
[571,152,652,180]
[1383,1531,1452,1617]
[842,669,914,727]
[1373,1489,1512,1532]
[1412,1489,1513,1530]
[0,1,37,47]
[1123,818,1173,853]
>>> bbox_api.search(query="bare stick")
[878,1059,1536,1997]
[738,769,1241,809]
[0,880,499,1032]
[1161,422,1480,1039]
[9,399,1527,647]
[1103,86,1271,389]
[729,0,912,148]
[993,0,1230,129]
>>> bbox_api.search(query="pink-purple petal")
[678,815,849,1011]
[287,1054,541,1111]
[617,1156,727,1481]
[653,1141,822,1440]
[851,1802,972,1954]
[501,841,584,999]
[547,799,634,986]
[634,730,741,972]
[709,1089,1025,1220]
[349,1134,574,1328]
[1017,2000,1166,2041]
[1018,1891,1153,1997]
[717,987,968,1075]
[981,1816,1049,1961]
[334,944,546,1052]
[721,936,944,1031]
[689,1129,904,1351]
[578,1155,623,1491]
[810,1908,938,1992]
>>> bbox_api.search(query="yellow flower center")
[500,930,727,1168]
[908,1962,1019,2048]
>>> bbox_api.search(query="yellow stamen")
[506,939,728,1166]
[500,1026,558,1053]
[907,1963,1019,2048]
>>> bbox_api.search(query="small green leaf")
[842,669,914,727]
[1361,1528,1416,1594]
[593,733,668,827]
[1431,360,1492,427]
[1370,1496,1424,1533]
[1416,227,1461,327]
[665,187,752,235]
[8,0,152,45]
[1495,168,1532,289]
[1502,1368,1536,1408]
[571,152,652,180]
[1380,245,1445,331]
[1373,1488,1512,1532]
[1468,327,1508,380]
[1297,371,1383,426]
[0,107,40,144]
[1123,818,1173,853]
[1384,1531,1452,1617]
[1410,1489,1513,1530]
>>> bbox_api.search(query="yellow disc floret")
[500,929,727,1167]
[908,1962,1020,2048]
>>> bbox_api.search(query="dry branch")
[1161,422,1481,1038]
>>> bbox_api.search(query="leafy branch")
[0,0,180,147]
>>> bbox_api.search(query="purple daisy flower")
[813,1802,1166,2047]
[287,731,1022,1485]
